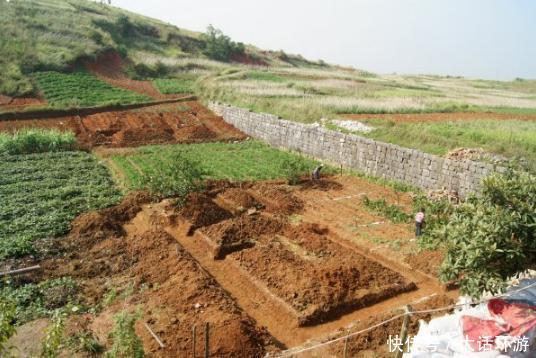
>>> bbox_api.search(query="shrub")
[362,196,411,223]
[0,297,16,355]
[279,156,310,185]
[201,25,245,62]
[135,152,204,203]
[0,129,76,155]
[41,309,67,358]
[106,310,144,358]
[432,168,535,298]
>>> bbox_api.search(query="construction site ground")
[8,174,454,357]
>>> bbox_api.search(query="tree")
[432,168,535,298]
[201,25,245,62]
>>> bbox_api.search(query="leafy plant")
[106,310,144,358]
[0,297,16,355]
[279,156,311,185]
[67,331,104,355]
[0,129,76,155]
[201,25,245,62]
[0,277,78,325]
[0,151,121,260]
[362,196,411,223]
[41,308,67,358]
[135,152,204,203]
[432,168,535,298]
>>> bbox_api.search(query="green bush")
[279,156,310,185]
[0,129,76,155]
[362,196,411,223]
[0,297,16,355]
[432,168,535,298]
[201,25,245,62]
[106,310,144,358]
[135,152,204,203]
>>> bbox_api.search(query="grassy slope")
[0,0,322,97]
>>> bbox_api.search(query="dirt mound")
[68,192,151,248]
[0,101,246,148]
[202,214,285,259]
[216,187,260,214]
[179,192,233,233]
[40,199,277,356]
[0,94,11,105]
[299,178,344,191]
[248,184,303,215]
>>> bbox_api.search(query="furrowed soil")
[343,112,536,122]
[12,176,453,356]
[33,193,278,357]
[0,101,246,148]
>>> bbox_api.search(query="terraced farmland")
[0,151,121,259]
[34,71,151,108]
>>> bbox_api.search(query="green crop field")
[110,141,324,189]
[0,151,122,260]
[153,73,199,94]
[34,71,150,108]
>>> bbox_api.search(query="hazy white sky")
[112,0,536,80]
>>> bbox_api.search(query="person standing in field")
[311,164,324,180]
[415,208,425,237]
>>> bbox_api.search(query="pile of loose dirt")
[248,184,303,215]
[216,187,260,212]
[0,101,246,148]
[179,193,233,233]
[201,214,285,259]
[39,196,278,356]
[67,191,152,248]
[298,177,344,191]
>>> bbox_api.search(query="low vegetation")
[0,129,76,155]
[0,151,121,259]
[134,152,205,202]
[111,141,323,189]
[34,71,150,108]
[0,278,77,325]
[106,310,144,358]
[153,73,198,94]
[359,118,536,168]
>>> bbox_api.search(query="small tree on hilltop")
[201,25,245,62]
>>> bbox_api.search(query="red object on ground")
[462,298,536,351]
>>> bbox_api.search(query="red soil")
[36,194,277,357]
[0,101,246,148]
[0,96,46,110]
[84,51,168,99]
[175,182,416,325]
[343,112,536,123]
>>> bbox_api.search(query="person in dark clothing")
[311,164,324,180]
[415,208,425,237]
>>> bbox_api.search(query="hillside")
[0,0,327,97]
[1,0,536,164]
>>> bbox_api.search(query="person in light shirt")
[415,208,425,237]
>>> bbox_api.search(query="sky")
[112,0,536,80]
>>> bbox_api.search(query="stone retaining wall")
[210,102,501,197]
